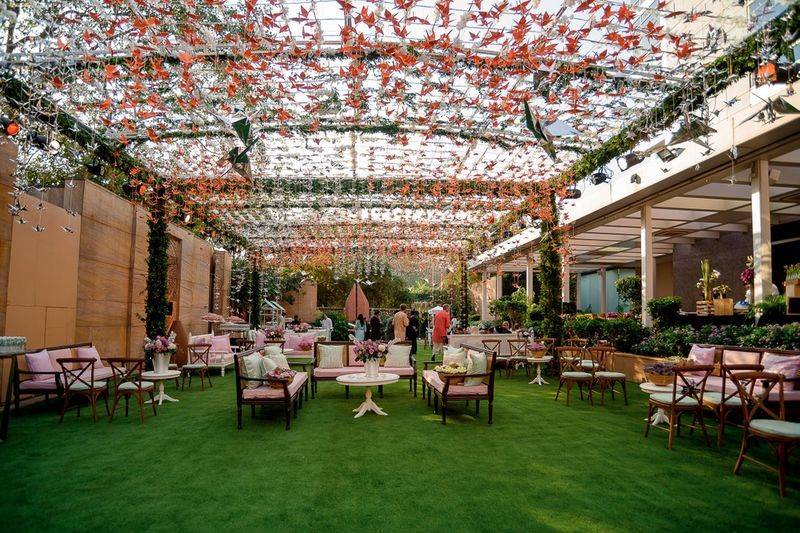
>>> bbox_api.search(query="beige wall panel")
[81,182,137,232]
[4,306,46,348]
[44,307,76,346]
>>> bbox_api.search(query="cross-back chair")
[730,371,800,497]
[644,364,714,450]
[554,346,594,406]
[702,363,764,447]
[106,358,156,423]
[587,345,627,405]
[482,339,509,373]
[182,343,213,391]
[507,339,531,377]
[56,357,110,423]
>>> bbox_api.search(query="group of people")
[351,303,453,357]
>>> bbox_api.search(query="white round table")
[336,373,399,418]
[527,356,553,385]
[640,382,675,426]
[142,370,182,405]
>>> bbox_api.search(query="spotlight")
[1,116,19,136]
[656,147,684,162]
[591,169,612,185]
[563,188,582,200]
[85,159,103,176]
[617,152,645,170]
[630,173,642,184]
[28,132,48,150]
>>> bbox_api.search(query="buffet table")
[448,333,517,355]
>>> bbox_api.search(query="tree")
[615,275,642,315]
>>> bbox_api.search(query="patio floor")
[1,349,798,531]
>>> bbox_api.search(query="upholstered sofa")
[687,345,800,403]
[188,333,235,375]
[421,344,498,424]
[13,342,119,409]
[312,341,417,397]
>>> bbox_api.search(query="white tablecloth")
[448,333,518,355]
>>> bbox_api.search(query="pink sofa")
[312,341,416,398]
[189,333,235,375]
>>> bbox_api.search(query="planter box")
[713,298,733,316]
[696,300,714,316]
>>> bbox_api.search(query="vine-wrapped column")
[145,183,170,339]
[249,257,262,329]
[537,192,563,341]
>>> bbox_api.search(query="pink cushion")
[76,346,104,367]
[762,353,800,390]
[313,367,363,378]
[722,350,760,366]
[381,366,415,377]
[190,333,213,345]
[242,372,307,399]
[208,352,234,365]
[48,348,73,370]
[211,334,232,354]
[423,370,489,396]
[688,345,715,365]
[283,333,302,351]
[24,350,55,381]
[254,331,267,349]
[19,376,59,390]
[348,346,364,367]
[93,367,115,381]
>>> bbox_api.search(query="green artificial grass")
[1,347,798,532]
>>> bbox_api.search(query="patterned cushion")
[423,370,488,396]
[688,344,715,365]
[211,334,232,354]
[348,346,364,367]
[241,353,264,389]
[749,419,800,438]
[254,330,267,349]
[263,345,283,356]
[385,344,411,367]
[442,347,467,366]
[266,353,291,370]
[318,345,344,369]
[25,350,54,381]
[242,372,307,399]
[761,353,800,390]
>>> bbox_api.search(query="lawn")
[1,347,798,532]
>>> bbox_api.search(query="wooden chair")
[56,357,110,423]
[730,371,800,497]
[644,364,714,450]
[554,347,594,406]
[182,343,212,391]
[537,337,557,373]
[106,358,156,423]
[703,363,763,447]
[587,345,627,405]
[566,337,588,348]
[482,339,509,374]
[264,340,286,351]
[507,339,531,377]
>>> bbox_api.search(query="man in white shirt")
[321,313,333,340]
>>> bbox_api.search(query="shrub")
[325,311,350,341]
[615,276,642,315]
[601,318,649,352]
[647,296,682,329]
[750,294,786,325]
[633,326,698,357]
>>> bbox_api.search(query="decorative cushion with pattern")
[464,350,487,387]
[318,344,344,369]
[443,346,467,367]
[385,344,411,367]
[241,353,265,389]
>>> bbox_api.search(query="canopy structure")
[0,0,780,272]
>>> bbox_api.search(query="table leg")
[146,381,179,405]
[648,408,669,426]
[528,363,549,386]
[353,387,388,418]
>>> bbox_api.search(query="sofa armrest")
[422,360,439,369]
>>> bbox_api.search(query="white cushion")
[443,347,467,367]
[750,419,800,438]
[266,353,291,370]
[317,344,344,369]
[464,350,487,387]
[242,353,265,389]
[263,345,282,356]
[118,381,154,391]
[385,344,411,367]
[260,356,277,375]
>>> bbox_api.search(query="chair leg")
[237,406,243,429]
[413,375,417,397]
[207,370,213,388]
[181,372,187,391]
[89,394,98,422]
[697,409,711,447]
[109,392,122,423]
[565,382,573,406]
[555,379,564,401]
[777,442,787,497]
[250,404,256,417]
[433,393,438,414]
[285,406,291,430]
[621,380,628,405]
[717,407,727,448]
[345,385,349,399]
[488,401,493,425]
[199,370,205,391]
[587,380,594,406]
[667,411,676,450]
[103,391,110,415]
[644,404,653,438]
[475,400,480,416]
[125,396,129,417]
[441,400,447,425]
[379,385,383,398]
[58,394,69,423]
[138,394,146,424]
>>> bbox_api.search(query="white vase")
[364,359,380,379]
[153,353,171,374]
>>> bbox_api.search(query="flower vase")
[364,359,380,379]
[153,352,171,374]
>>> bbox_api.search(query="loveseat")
[188,333,235,375]
[312,341,417,397]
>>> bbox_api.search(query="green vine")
[537,194,563,341]
[250,264,262,329]
[145,186,170,339]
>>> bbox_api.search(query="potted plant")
[144,333,177,373]
[353,340,387,378]
[740,256,754,304]
[264,326,285,340]
[643,357,689,386]
[0,336,26,355]
[786,263,800,282]
[266,368,297,388]
[712,284,733,316]
[696,259,719,315]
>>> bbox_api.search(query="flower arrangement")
[289,322,310,333]
[201,312,225,323]
[696,259,720,301]
[786,263,800,281]
[266,368,297,388]
[298,341,313,352]
[434,362,467,384]
[712,284,731,299]
[264,326,284,340]
[143,332,177,354]
[740,256,754,286]
[353,339,387,362]
[227,315,246,324]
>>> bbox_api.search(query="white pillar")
[575,273,582,310]
[480,270,489,320]
[641,205,655,326]
[751,160,772,303]
[599,267,607,315]
[525,255,534,302]
[561,257,570,303]
[496,264,503,300]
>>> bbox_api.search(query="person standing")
[369,310,382,341]
[431,304,451,358]
[321,313,333,341]
[354,313,367,341]
[407,309,420,355]
[392,304,409,341]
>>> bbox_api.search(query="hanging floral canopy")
[0,0,779,268]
